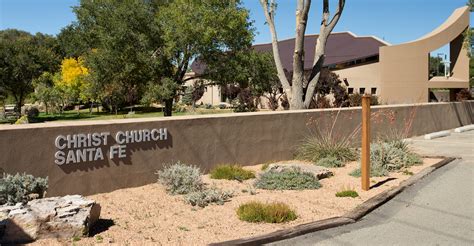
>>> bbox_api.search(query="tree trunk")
[260,0,345,110]
[15,100,22,117]
[164,99,173,117]
[290,0,311,110]
[290,77,305,109]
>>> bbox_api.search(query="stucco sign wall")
[54,128,167,165]
[0,101,472,196]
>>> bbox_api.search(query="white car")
[217,102,233,109]
[3,104,16,117]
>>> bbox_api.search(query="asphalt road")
[269,129,474,246]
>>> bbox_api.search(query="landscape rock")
[266,162,334,180]
[0,195,100,244]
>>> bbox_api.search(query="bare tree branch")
[289,0,312,108]
[304,0,345,107]
[327,0,345,31]
[183,74,203,83]
[259,0,291,91]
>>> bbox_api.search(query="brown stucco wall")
[0,101,472,196]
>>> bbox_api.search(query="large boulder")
[0,195,100,244]
[266,162,334,180]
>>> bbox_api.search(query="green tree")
[57,24,95,58]
[429,56,444,78]
[0,29,60,114]
[206,50,280,111]
[141,78,179,109]
[32,72,61,114]
[182,82,205,108]
[155,0,254,116]
[71,0,254,116]
[73,0,163,113]
[0,86,6,114]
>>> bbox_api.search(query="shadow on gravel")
[370,177,397,189]
[89,219,115,236]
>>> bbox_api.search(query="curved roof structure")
[379,6,470,104]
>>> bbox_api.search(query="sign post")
[361,95,371,191]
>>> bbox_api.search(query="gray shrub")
[184,187,233,208]
[156,161,203,195]
[255,167,321,190]
[350,141,422,177]
[0,173,48,205]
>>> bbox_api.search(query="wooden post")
[361,95,371,191]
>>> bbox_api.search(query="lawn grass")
[2,107,233,124]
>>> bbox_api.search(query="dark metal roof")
[191,32,388,74]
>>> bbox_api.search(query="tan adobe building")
[188,6,470,106]
[379,6,470,103]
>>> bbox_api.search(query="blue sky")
[0,0,471,55]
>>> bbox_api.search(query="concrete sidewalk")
[269,130,474,246]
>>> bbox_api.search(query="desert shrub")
[376,129,409,151]
[233,88,258,112]
[237,201,297,223]
[456,88,472,101]
[26,107,40,118]
[335,189,359,198]
[280,94,290,110]
[349,165,388,177]
[370,142,422,171]
[350,141,422,177]
[315,96,332,109]
[370,95,380,105]
[255,167,321,190]
[402,170,414,176]
[348,93,362,106]
[296,133,358,165]
[14,115,29,124]
[184,187,233,208]
[210,165,255,181]
[316,156,344,168]
[204,103,213,109]
[173,103,187,113]
[261,163,270,171]
[156,161,203,195]
[0,173,48,205]
[348,93,378,106]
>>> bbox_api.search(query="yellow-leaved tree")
[54,57,92,111]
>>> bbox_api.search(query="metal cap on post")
[361,94,371,191]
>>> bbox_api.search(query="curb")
[424,130,450,140]
[454,124,474,133]
[209,217,354,246]
[211,157,457,246]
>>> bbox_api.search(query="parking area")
[269,129,474,246]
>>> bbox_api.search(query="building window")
[371,88,377,95]
[348,88,354,94]
[359,88,365,94]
